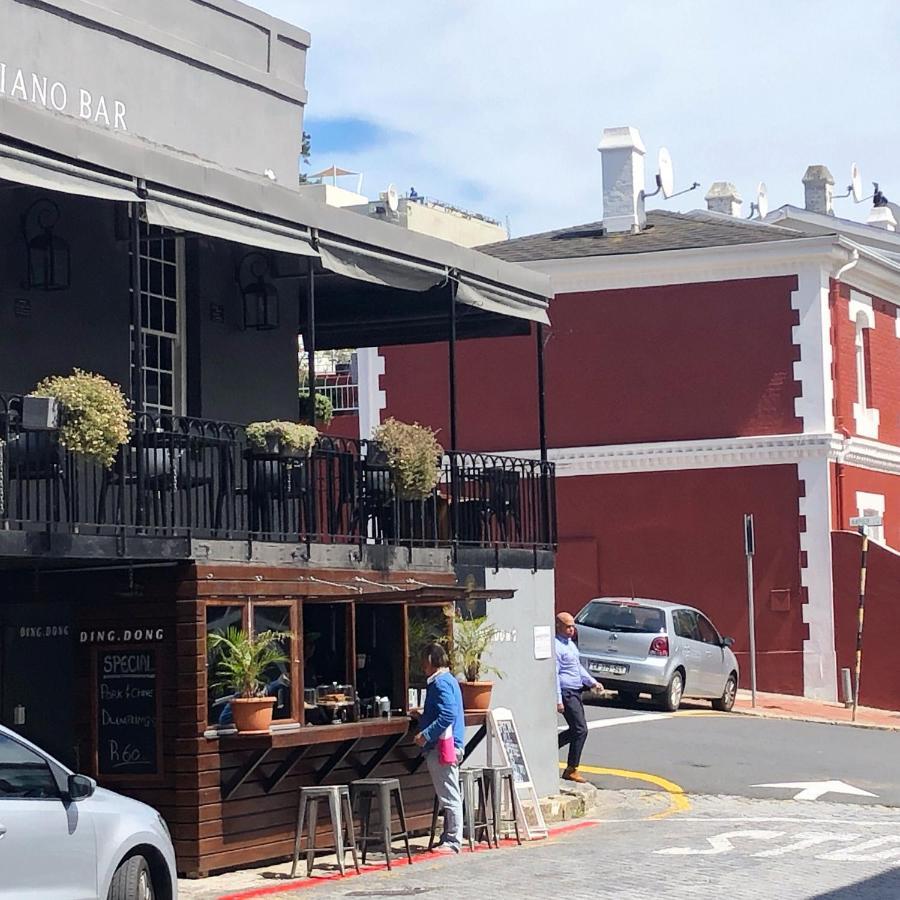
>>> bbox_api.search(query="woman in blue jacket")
[414,643,465,854]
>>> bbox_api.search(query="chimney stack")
[598,126,646,233]
[803,165,835,215]
[867,206,897,231]
[705,182,742,217]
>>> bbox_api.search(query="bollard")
[841,668,854,708]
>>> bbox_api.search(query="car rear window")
[576,602,667,634]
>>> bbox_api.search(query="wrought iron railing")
[0,394,556,553]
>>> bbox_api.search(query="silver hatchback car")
[0,723,177,899]
[575,597,739,712]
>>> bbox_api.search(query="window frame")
[0,732,63,801]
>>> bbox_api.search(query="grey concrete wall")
[469,567,559,799]
[1,0,308,184]
[0,188,131,393]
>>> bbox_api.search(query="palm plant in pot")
[449,609,503,711]
[207,626,290,733]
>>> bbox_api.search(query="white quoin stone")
[803,165,835,215]
[705,182,742,217]
[598,126,646,234]
[867,206,897,231]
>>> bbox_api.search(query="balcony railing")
[0,394,556,554]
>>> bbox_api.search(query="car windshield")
[576,602,667,634]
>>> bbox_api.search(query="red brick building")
[364,131,900,708]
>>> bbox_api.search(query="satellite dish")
[658,148,674,199]
[850,162,862,203]
[756,182,769,219]
[385,183,399,213]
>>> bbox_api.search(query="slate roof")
[478,209,821,262]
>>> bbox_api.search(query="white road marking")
[557,713,674,733]
[753,832,859,858]
[752,780,879,801]
[656,829,783,856]
[819,836,900,862]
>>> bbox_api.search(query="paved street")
[578,698,900,806]
[184,709,900,899]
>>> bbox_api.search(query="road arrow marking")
[752,780,878,801]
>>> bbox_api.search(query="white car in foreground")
[0,723,177,899]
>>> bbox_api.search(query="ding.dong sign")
[0,61,128,131]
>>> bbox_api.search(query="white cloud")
[254,1,900,236]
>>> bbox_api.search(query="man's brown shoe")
[562,766,587,783]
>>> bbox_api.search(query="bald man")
[555,611,602,782]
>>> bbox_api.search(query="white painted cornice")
[503,433,900,477]
[519,235,849,293]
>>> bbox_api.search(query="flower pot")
[460,681,493,711]
[230,696,276,733]
[22,396,59,430]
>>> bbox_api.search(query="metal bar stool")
[483,765,522,846]
[290,785,360,878]
[350,777,413,870]
[427,767,492,852]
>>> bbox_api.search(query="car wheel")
[712,673,737,712]
[658,671,684,712]
[617,690,640,706]
[108,854,155,900]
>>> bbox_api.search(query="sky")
[251,1,900,238]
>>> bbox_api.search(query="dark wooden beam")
[222,748,271,801]
[314,738,358,785]
[261,745,311,794]
[360,731,405,778]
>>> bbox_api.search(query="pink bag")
[437,726,456,765]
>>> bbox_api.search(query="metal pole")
[448,280,458,452]
[536,323,547,464]
[744,513,757,708]
[305,259,317,428]
[536,323,550,546]
[852,527,869,722]
[129,202,145,413]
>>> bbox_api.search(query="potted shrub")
[298,390,334,427]
[449,609,503,711]
[29,369,132,468]
[207,626,290,733]
[371,418,443,501]
[246,420,318,457]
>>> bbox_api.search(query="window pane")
[164,262,177,297]
[144,333,159,369]
[149,296,163,332]
[0,734,59,799]
[674,610,701,641]
[163,300,177,335]
[696,615,720,645]
[576,602,666,634]
[253,606,292,721]
[159,373,173,409]
[206,605,244,727]
[160,337,173,371]
[148,261,162,296]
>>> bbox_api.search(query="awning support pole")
[536,323,550,547]
[129,202,145,413]
[448,280,459,550]
[305,259,317,428]
[448,280,458,452]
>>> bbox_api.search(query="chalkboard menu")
[496,718,528,784]
[96,648,160,777]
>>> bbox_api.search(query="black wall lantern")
[23,198,71,291]
[237,252,279,330]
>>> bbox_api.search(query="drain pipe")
[830,248,858,531]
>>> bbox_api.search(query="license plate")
[590,662,628,675]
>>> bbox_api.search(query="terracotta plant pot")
[460,681,493,711]
[230,696,276,733]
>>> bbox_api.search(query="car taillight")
[649,636,669,657]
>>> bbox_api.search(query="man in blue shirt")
[556,611,602,783]
[414,643,465,853]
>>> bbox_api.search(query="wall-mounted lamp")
[237,252,279,330]
[23,198,71,291]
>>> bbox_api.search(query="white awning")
[318,238,447,292]
[0,146,136,202]
[455,276,551,326]
[143,194,317,258]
